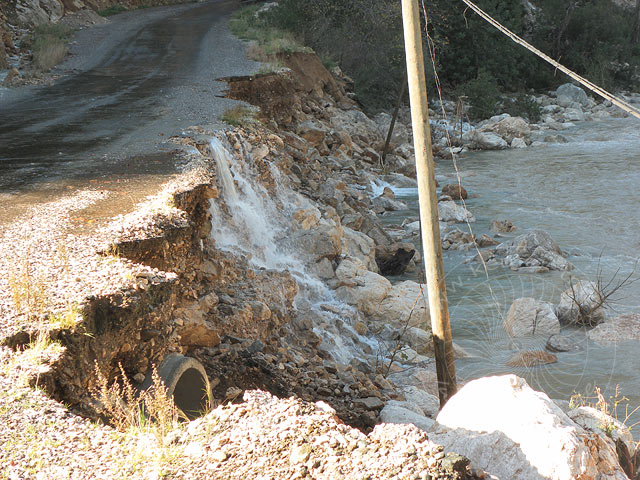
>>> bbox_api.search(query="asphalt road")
[0,0,258,192]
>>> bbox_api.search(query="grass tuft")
[31,23,71,72]
[221,104,257,127]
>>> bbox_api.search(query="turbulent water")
[393,117,640,434]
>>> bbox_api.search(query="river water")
[393,117,640,434]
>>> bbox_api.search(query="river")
[394,117,640,434]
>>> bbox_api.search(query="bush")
[457,70,501,121]
[503,94,542,123]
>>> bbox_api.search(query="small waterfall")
[210,138,238,203]
[208,136,373,365]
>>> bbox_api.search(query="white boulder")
[431,375,629,480]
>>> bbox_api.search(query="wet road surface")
[0,0,256,198]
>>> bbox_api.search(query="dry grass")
[93,363,183,443]
[31,23,70,72]
[221,104,257,127]
[8,251,48,323]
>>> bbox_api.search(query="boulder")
[290,221,342,263]
[504,297,560,337]
[438,200,475,223]
[441,184,467,200]
[368,280,429,326]
[546,334,582,352]
[480,115,531,144]
[372,194,408,212]
[375,242,416,276]
[297,121,327,148]
[587,313,640,343]
[401,386,440,417]
[563,107,586,122]
[462,130,509,150]
[431,375,629,480]
[556,281,605,326]
[334,257,392,316]
[528,246,573,271]
[495,230,573,271]
[341,227,378,273]
[380,402,434,431]
[555,83,590,108]
[330,108,381,145]
[495,230,561,258]
[511,137,528,149]
[401,326,432,355]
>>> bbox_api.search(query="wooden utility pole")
[400,0,457,406]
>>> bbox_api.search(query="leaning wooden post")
[400,0,457,405]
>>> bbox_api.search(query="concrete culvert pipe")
[140,353,211,420]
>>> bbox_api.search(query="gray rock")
[354,396,385,411]
[504,298,560,337]
[555,83,590,108]
[380,402,434,431]
[556,281,605,326]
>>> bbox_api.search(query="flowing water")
[390,117,640,433]
[208,137,375,366]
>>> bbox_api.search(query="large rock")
[368,280,429,327]
[504,298,560,337]
[375,242,415,275]
[587,313,640,343]
[438,200,475,223]
[495,230,561,258]
[556,281,605,326]
[480,115,531,144]
[15,0,63,27]
[380,401,434,431]
[431,375,630,480]
[341,227,378,273]
[495,230,573,271]
[330,108,381,145]
[401,386,440,417]
[462,130,509,150]
[556,83,590,108]
[334,257,392,316]
[441,184,467,200]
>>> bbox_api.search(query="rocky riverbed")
[2,9,640,478]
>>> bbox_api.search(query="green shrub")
[503,94,542,123]
[457,70,501,121]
